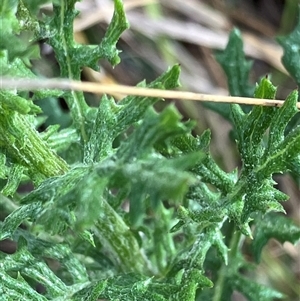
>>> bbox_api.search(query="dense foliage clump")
[0,1,299,300]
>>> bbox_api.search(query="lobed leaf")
[216,28,254,97]
[84,65,181,163]
[0,270,47,301]
[229,274,284,301]
[252,213,300,262]
[0,203,42,240]
[230,78,300,225]
[1,1,299,300]
[277,9,300,87]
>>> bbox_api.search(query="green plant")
[0,1,300,300]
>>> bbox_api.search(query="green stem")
[49,2,89,143]
[212,229,241,301]
[94,199,149,275]
[278,0,298,35]
[0,108,69,179]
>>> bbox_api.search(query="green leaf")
[0,270,48,301]
[252,213,300,262]
[176,269,213,301]
[73,281,107,301]
[0,235,93,300]
[123,153,202,225]
[0,90,41,115]
[2,236,67,297]
[98,0,130,66]
[263,90,298,159]
[168,226,228,283]
[0,153,9,179]
[91,273,178,301]
[0,1,39,63]
[229,274,284,301]
[241,184,287,223]
[231,78,277,171]
[20,166,89,232]
[172,131,237,194]
[115,105,194,161]
[206,28,256,122]
[277,9,300,87]
[1,164,25,196]
[216,28,255,97]
[34,0,129,143]
[0,203,42,240]
[20,165,148,274]
[229,78,300,227]
[20,0,60,15]
[84,65,181,163]
[0,51,62,99]
[11,228,89,283]
[106,105,205,225]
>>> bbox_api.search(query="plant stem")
[0,109,69,179]
[48,2,89,143]
[212,228,242,301]
[94,199,150,275]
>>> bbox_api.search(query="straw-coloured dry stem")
[1,77,298,109]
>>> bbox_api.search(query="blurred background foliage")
[3,0,300,300]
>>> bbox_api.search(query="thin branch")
[1,77,299,109]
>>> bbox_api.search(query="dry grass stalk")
[1,77,298,109]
